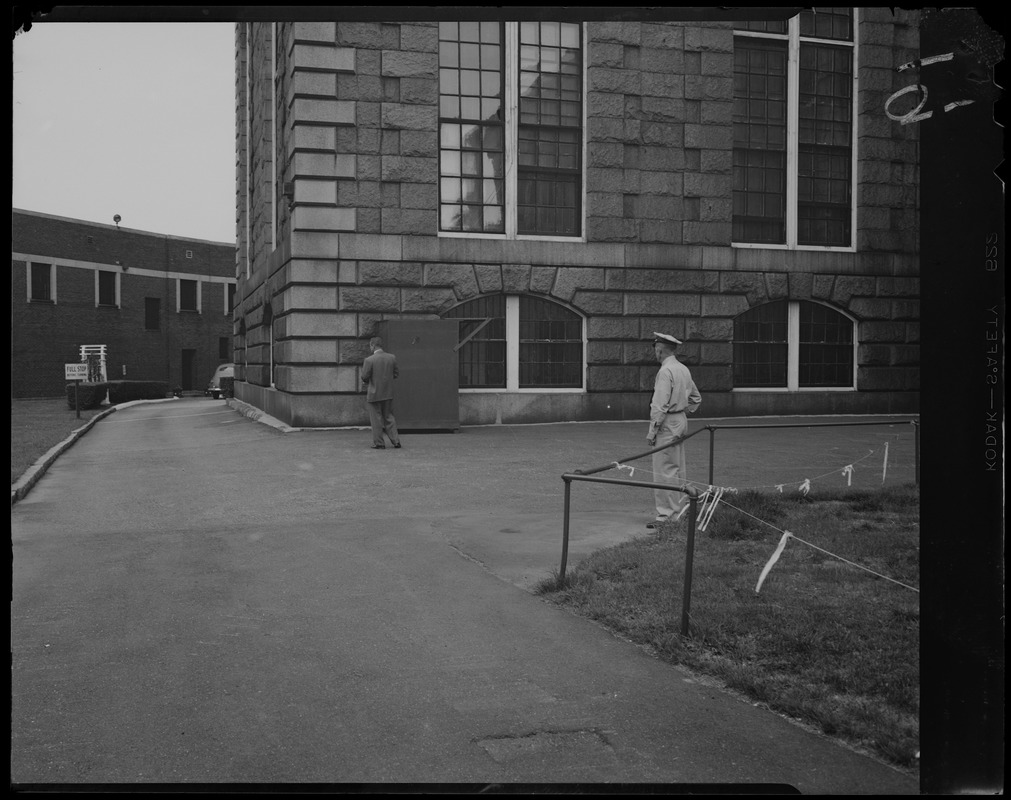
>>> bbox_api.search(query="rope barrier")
[714,496,920,594]
[607,439,897,494]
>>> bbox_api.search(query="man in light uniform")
[646,332,701,528]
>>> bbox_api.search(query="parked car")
[205,363,235,399]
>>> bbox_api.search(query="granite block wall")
[233,14,920,427]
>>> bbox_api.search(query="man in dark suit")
[361,337,402,449]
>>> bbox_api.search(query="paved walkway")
[11,398,919,790]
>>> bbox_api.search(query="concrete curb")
[225,398,300,432]
[224,397,370,433]
[10,397,180,507]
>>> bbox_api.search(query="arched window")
[733,300,855,389]
[443,294,584,390]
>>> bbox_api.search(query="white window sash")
[505,295,520,388]
[733,13,857,251]
[438,21,586,243]
[454,294,587,393]
[733,300,857,392]
[504,22,519,239]
[787,300,800,389]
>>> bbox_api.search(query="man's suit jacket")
[361,349,398,402]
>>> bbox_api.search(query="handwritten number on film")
[885,53,975,125]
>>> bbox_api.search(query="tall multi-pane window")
[439,21,582,238]
[516,22,582,236]
[733,9,854,248]
[734,300,855,389]
[443,295,584,390]
[439,22,505,234]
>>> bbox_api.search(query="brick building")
[233,9,921,428]
[12,209,237,398]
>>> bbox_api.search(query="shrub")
[107,380,171,404]
[65,381,108,410]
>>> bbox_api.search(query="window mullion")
[504,22,519,238]
[786,20,801,248]
[787,301,800,390]
[849,12,860,249]
[505,295,520,389]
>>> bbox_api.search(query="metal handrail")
[574,426,710,477]
[560,472,700,637]
[558,416,920,639]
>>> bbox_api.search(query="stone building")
[233,9,920,428]
[12,209,237,398]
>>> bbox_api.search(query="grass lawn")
[537,484,920,772]
[11,398,108,484]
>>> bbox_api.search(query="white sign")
[65,363,90,381]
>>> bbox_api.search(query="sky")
[12,22,237,243]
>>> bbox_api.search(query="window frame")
[732,299,858,392]
[27,261,56,303]
[96,269,120,308]
[437,21,588,243]
[177,278,201,313]
[732,9,858,252]
[444,294,586,393]
[145,297,161,331]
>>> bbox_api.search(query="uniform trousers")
[652,411,688,518]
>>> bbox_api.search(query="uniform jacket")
[648,355,701,437]
[361,348,399,402]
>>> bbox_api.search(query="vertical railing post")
[558,477,572,589]
[680,493,699,638]
[708,426,715,487]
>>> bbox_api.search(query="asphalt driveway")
[10,398,919,790]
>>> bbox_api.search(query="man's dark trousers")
[368,399,400,447]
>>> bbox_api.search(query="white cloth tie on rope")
[798,478,811,496]
[756,531,792,593]
[841,464,854,486]
[612,462,635,478]
[698,487,725,531]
